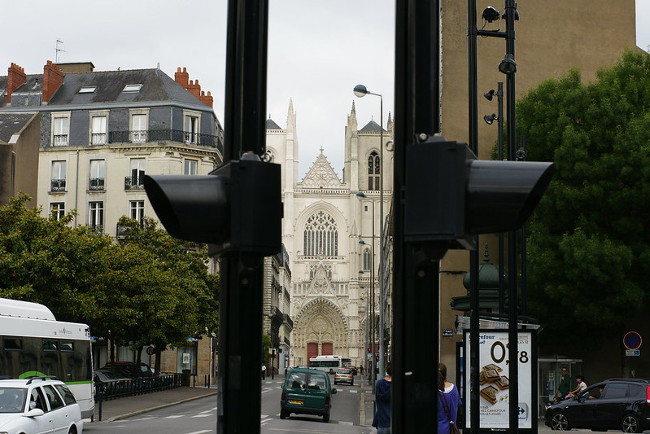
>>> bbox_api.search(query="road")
[85,378,373,434]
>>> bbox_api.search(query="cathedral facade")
[266,100,392,368]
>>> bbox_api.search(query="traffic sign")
[623,331,642,350]
[626,349,640,357]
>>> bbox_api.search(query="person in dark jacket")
[372,363,392,433]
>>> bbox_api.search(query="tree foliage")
[518,50,650,348]
[0,196,219,361]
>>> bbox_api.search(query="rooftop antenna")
[55,39,66,63]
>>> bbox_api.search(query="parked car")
[280,368,337,423]
[545,378,650,432]
[334,368,354,386]
[0,377,84,433]
[94,369,130,385]
[102,361,154,378]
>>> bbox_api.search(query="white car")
[0,377,83,434]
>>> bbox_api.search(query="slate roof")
[359,119,385,133]
[0,113,37,143]
[265,118,282,130]
[0,68,210,111]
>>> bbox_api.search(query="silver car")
[0,377,83,433]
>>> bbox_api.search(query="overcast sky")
[4,1,648,178]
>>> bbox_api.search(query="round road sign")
[623,331,642,350]
[146,346,155,355]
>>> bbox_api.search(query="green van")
[280,367,337,422]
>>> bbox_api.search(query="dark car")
[102,361,154,378]
[280,368,336,423]
[545,378,650,432]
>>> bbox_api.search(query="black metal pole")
[467,1,481,433]
[497,82,505,316]
[504,0,519,432]
[393,0,441,432]
[218,1,269,433]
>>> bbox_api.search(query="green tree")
[0,197,219,370]
[517,50,650,348]
[0,194,113,322]
[113,217,219,371]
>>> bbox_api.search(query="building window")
[123,84,143,93]
[126,158,145,190]
[184,159,198,175]
[51,161,67,191]
[130,200,145,223]
[363,247,371,271]
[91,115,107,145]
[50,202,65,220]
[303,211,338,257]
[89,201,104,231]
[52,115,70,146]
[130,113,148,143]
[89,160,105,191]
[368,151,380,191]
[184,114,199,144]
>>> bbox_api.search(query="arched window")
[368,151,380,191]
[303,211,338,257]
[363,247,371,271]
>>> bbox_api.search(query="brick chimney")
[42,60,64,105]
[6,63,27,105]
[174,67,189,87]
[200,90,214,108]
[174,66,214,108]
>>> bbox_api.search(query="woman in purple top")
[438,363,462,434]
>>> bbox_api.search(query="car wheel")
[621,414,642,433]
[68,427,77,434]
[550,411,570,430]
[280,410,288,420]
[323,412,330,423]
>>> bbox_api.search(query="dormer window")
[122,84,142,93]
[79,86,96,94]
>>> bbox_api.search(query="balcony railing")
[91,133,107,145]
[53,134,68,146]
[283,313,294,329]
[108,129,221,151]
[89,178,105,191]
[124,176,145,190]
[50,179,66,192]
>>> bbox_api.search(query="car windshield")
[0,388,27,413]
[287,372,327,390]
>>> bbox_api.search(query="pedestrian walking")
[372,362,392,433]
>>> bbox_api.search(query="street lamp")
[356,194,376,391]
[484,82,506,315]
[353,84,386,382]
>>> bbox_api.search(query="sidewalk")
[94,386,217,422]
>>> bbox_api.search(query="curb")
[103,390,218,422]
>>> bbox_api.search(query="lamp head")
[353,84,368,98]
[499,54,517,75]
[482,6,500,23]
[483,89,495,101]
[484,114,498,125]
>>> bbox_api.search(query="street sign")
[146,346,155,356]
[623,331,642,350]
[626,349,641,357]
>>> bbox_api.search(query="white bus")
[0,298,94,419]
[309,355,352,374]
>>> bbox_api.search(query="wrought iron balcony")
[50,179,66,192]
[89,178,105,191]
[124,176,145,190]
[108,129,222,151]
[283,313,294,329]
